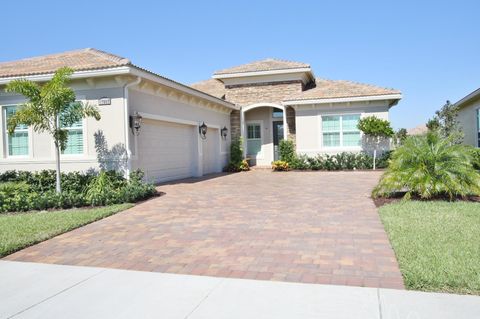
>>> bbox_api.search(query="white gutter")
[123,76,142,179]
[0,67,131,85]
[283,94,403,105]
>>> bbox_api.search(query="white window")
[4,105,29,156]
[60,114,83,155]
[246,123,262,156]
[322,114,361,147]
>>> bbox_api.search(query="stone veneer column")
[230,109,241,141]
[286,106,296,144]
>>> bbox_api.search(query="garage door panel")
[137,120,195,183]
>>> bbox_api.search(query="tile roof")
[190,79,226,99]
[407,124,428,135]
[214,58,310,75]
[284,78,401,101]
[0,48,131,78]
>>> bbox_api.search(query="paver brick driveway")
[6,171,404,289]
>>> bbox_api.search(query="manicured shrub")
[0,169,157,213]
[279,140,296,163]
[225,138,250,172]
[272,160,289,171]
[373,132,480,199]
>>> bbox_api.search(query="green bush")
[0,169,157,213]
[225,138,250,172]
[287,152,387,171]
[279,140,296,163]
[373,132,480,199]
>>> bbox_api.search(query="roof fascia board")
[128,67,238,110]
[0,66,131,85]
[454,88,480,109]
[283,94,403,105]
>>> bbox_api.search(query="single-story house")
[0,49,402,181]
[455,87,480,147]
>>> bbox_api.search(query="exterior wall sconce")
[220,126,228,140]
[129,111,143,136]
[199,122,208,140]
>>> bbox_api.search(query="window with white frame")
[60,114,83,155]
[322,114,361,147]
[246,123,262,156]
[4,105,29,156]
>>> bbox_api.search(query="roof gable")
[214,58,310,75]
[0,48,131,78]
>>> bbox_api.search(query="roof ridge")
[84,48,131,65]
[315,77,399,92]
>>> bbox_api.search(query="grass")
[379,201,480,295]
[0,203,133,257]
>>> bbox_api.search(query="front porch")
[236,103,296,166]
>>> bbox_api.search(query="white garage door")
[136,119,195,183]
[202,128,220,175]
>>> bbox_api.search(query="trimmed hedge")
[0,169,157,213]
[278,139,391,171]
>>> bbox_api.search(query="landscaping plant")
[271,160,289,171]
[373,132,480,199]
[426,100,463,144]
[5,67,101,193]
[357,116,394,170]
[225,138,250,172]
[279,140,296,163]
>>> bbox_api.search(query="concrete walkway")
[1,261,478,319]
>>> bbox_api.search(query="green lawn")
[0,203,133,257]
[379,201,480,295]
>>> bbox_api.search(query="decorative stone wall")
[225,80,303,106]
[230,109,241,141]
[286,106,296,143]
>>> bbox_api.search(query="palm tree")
[5,67,100,193]
[373,132,480,199]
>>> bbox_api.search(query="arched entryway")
[240,103,288,166]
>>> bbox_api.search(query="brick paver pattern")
[5,171,404,289]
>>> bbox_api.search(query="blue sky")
[1,0,478,129]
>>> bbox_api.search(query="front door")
[273,121,284,161]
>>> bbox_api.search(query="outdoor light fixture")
[199,122,208,140]
[220,126,228,140]
[129,111,143,136]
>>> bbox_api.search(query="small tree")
[357,116,394,170]
[5,67,100,193]
[426,100,463,144]
[394,128,408,146]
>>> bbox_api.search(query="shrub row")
[275,140,391,171]
[0,169,157,213]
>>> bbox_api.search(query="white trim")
[455,88,480,109]
[319,113,362,149]
[138,112,198,127]
[0,67,131,85]
[129,67,238,110]
[213,67,312,79]
[242,102,285,113]
[284,94,403,105]
[2,105,32,159]
[0,66,238,111]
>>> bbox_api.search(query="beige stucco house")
[455,88,480,147]
[0,49,401,181]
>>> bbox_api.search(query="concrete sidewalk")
[0,261,478,319]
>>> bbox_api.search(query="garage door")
[136,119,195,183]
[202,128,220,175]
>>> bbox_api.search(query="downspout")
[123,76,142,179]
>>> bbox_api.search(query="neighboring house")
[0,49,237,182]
[0,49,402,181]
[455,88,480,147]
[407,124,428,136]
[192,59,401,165]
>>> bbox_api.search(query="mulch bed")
[373,192,480,207]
